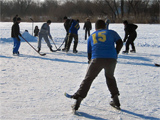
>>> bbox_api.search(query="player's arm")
[116,39,123,54]
[87,38,92,63]
[123,28,128,42]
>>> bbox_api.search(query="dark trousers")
[126,32,137,51]
[66,33,78,51]
[75,58,119,98]
[85,29,90,40]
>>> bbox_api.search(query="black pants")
[75,58,119,98]
[85,29,90,40]
[66,33,78,51]
[126,32,137,51]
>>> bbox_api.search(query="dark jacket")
[124,24,138,41]
[11,22,21,41]
[64,19,73,34]
[83,21,92,30]
[34,28,39,36]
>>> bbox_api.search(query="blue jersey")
[69,20,80,35]
[87,29,121,59]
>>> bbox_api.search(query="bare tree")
[121,0,124,18]
[0,0,159,23]
[14,0,33,16]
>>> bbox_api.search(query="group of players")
[12,15,138,55]
[11,15,138,111]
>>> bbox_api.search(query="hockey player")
[69,20,123,111]
[122,20,138,54]
[11,17,22,56]
[83,18,92,40]
[62,16,72,51]
[65,19,80,53]
[13,14,18,23]
[37,20,54,52]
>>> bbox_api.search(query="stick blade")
[40,53,46,56]
[64,92,72,98]
[155,63,160,67]
[57,49,61,51]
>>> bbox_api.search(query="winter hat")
[64,16,67,20]
[123,20,128,24]
[77,19,79,22]
[47,20,51,23]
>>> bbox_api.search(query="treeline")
[0,0,159,23]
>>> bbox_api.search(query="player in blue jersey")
[70,20,123,111]
[65,19,80,53]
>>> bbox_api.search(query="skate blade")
[110,104,121,110]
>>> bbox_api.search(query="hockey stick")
[155,63,160,67]
[30,18,34,36]
[21,36,46,56]
[50,39,61,51]
[56,37,66,50]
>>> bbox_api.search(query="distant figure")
[13,15,18,23]
[122,20,138,54]
[65,19,80,53]
[83,18,92,40]
[37,20,54,52]
[34,26,39,37]
[105,19,110,30]
[11,17,22,56]
[62,16,73,51]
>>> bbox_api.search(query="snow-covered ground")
[0,22,160,120]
